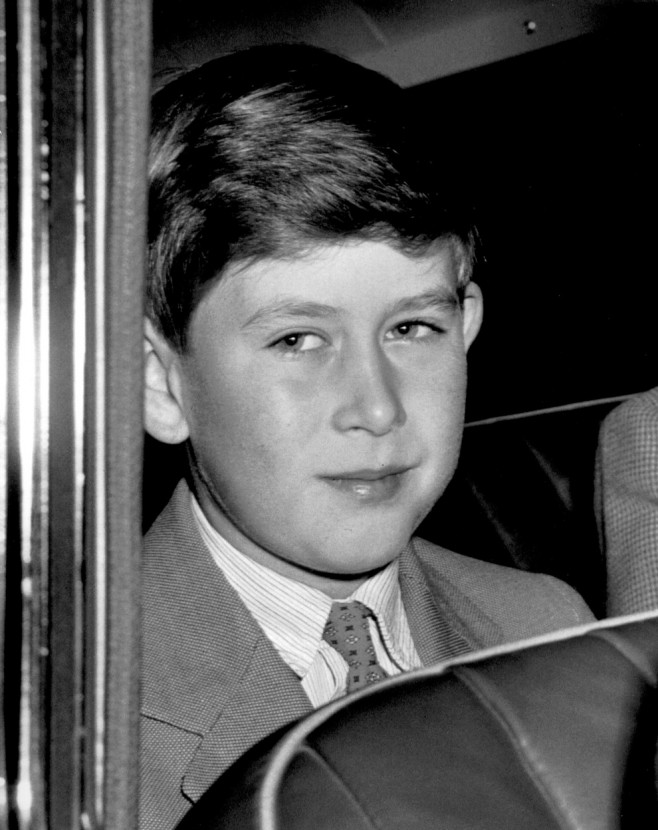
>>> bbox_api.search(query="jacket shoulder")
[407,537,594,647]
[601,387,658,437]
[599,387,658,494]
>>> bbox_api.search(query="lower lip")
[322,472,406,503]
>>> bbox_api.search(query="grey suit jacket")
[598,386,658,616]
[140,480,592,830]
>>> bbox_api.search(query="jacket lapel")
[142,481,312,803]
[182,639,312,802]
[399,539,484,664]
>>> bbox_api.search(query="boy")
[142,43,593,830]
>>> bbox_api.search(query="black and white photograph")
[2,2,658,828]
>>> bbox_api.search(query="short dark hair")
[148,43,475,351]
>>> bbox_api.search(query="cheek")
[413,352,468,477]
[414,347,468,419]
[186,367,319,474]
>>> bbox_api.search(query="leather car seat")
[177,615,658,830]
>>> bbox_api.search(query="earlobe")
[462,282,484,351]
[144,318,190,445]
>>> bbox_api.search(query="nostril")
[332,382,405,435]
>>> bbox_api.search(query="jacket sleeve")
[598,389,658,616]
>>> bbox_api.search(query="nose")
[331,344,406,436]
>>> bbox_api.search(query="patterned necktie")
[323,600,388,693]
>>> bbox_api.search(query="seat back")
[421,398,624,616]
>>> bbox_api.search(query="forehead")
[198,240,459,324]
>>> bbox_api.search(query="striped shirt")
[191,495,422,707]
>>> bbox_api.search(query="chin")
[326,535,411,575]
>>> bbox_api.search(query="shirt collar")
[190,494,409,676]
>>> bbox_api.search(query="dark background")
[404,16,658,421]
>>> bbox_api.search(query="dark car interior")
[2,1,658,828]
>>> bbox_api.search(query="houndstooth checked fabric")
[323,600,388,693]
[598,386,658,615]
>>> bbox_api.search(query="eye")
[386,320,443,341]
[271,332,325,354]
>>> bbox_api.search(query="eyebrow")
[241,288,460,331]
[242,301,338,330]
[385,288,461,317]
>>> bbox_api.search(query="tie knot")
[323,601,387,693]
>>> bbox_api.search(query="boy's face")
[150,240,482,596]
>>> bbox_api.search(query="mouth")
[320,465,412,502]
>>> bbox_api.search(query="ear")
[144,318,190,444]
[461,282,483,352]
